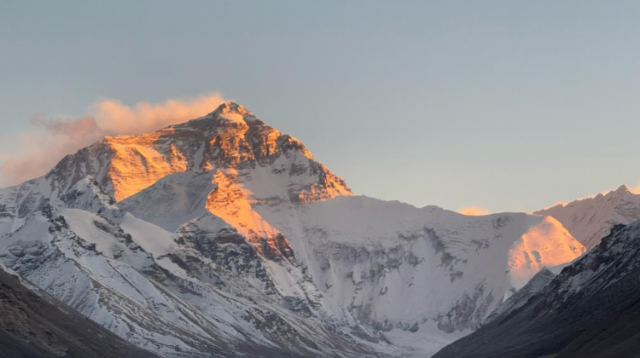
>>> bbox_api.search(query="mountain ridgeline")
[535,185,640,249]
[0,101,635,357]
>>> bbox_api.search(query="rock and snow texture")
[535,185,640,249]
[484,267,556,322]
[0,102,586,358]
[433,221,640,358]
[48,101,351,203]
[0,264,159,358]
[257,197,584,331]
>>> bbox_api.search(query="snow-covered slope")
[259,197,584,331]
[0,265,159,358]
[535,185,640,249]
[0,181,385,358]
[433,220,640,358]
[0,102,585,357]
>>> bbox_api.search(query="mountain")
[0,102,585,357]
[0,102,375,358]
[535,185,640,249]
[0,264,158,358]
[432,220,640,358]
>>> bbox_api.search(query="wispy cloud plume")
[93,94,226,135]
[0,93,225,186]
[457,206,491,216]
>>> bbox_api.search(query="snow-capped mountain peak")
[535,184,640,249]
[208,100,254,119]
[190,101,259,128]
[614,183,631,193]
[42,102,350,203]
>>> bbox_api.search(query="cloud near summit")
[94,94,226,135]
[0,93,226,186]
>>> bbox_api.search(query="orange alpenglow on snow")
[48,101,353,205]
[205,170,293,258]
[457,206,491,216]
[508,216,585,288]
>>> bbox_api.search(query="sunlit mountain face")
[535,185,640,250]
[47,102,352,203]
[1,102,631,358]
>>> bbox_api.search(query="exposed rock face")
[0,102,585,358]
[46,101,352,203]
[0,265,158,358]
[535,185,640,249]
[432,221,640,358]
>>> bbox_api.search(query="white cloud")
[0,93,225,186]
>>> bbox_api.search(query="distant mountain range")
[0,102,638,357]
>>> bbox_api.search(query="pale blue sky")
[1,1,640,212]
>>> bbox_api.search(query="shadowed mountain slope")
[433,221,640,358]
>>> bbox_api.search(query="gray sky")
[1,0,640,212]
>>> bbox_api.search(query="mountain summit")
[207,101,255,120]
[46,101,352,202]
